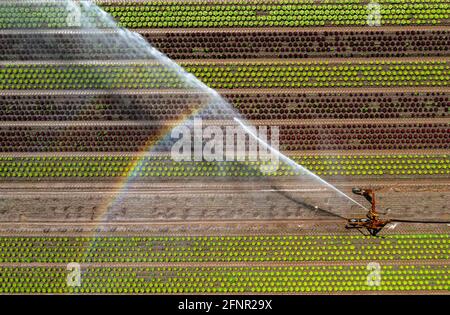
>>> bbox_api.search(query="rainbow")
[83,94,218,251]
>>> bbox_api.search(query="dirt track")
[3,25,448,35]
[0,149,448,158]
[134,25,450,34]
[0,178,448,230]
[176,56,450,64]
[2,117,448,128]
[1,87,448,96]
[1,56,448,66]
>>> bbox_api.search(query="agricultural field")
[0,234,448,294]
[0,0,449,296]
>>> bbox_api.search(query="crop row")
[0,1,448,29]
[0,92,447,121]
[0,264,447,294]
[102,2,450,28]
[0,234,447,263]
[0,2,107,29]
[0,29,448,61]
[182,61,449,89]
[0,63,186,90]
[0,61,448,90]
[0,154,448,178]
[230,92,449,120]
[0,32,150,62]
[144,29,450,60]
[0,123,447,152]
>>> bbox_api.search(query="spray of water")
[92,2,367,212]
[2,0,368,227]
[233,117,368,209]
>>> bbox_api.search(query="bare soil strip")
[0,149,448,158]
[133,25,450,34]
[0,218,346,226]
[0,219,448,231]
[1,177,448,191]
[1,117,448,128]
[0,56,448,66]
[219,87,450,94]
[1,87,447,96]
[172,56,450,64]
[1,25,448,35]
[229,117,450,126]
[0,259,448,268]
